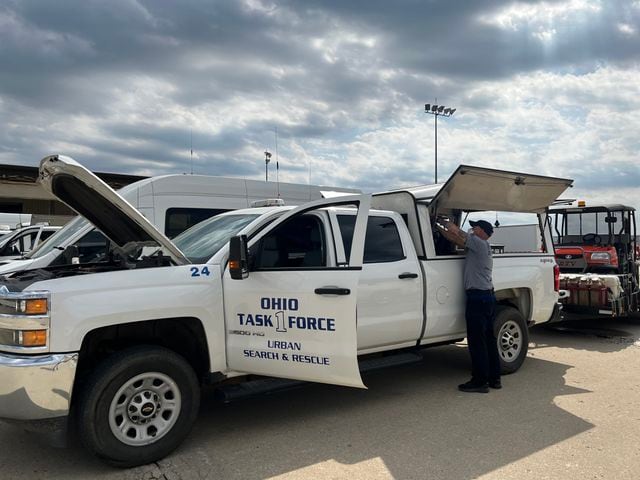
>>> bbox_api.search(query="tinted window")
[337,215,405,263]
[253,215,326,269]
[165,208,230,238]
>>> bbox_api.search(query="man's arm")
[436,217,467,248]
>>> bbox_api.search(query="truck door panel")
[223,195,370,388]
[335,213,424,350]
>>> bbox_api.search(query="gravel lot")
[1,316,638,480]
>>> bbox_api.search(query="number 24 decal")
[190,266,211,277]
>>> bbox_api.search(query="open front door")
[223,195,370,388]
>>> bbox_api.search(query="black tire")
[493,306,529,374]
[76,345,200,467]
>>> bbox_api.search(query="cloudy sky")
[1,0,639,213]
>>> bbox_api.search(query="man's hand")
[435,216,467,248]
[435,215,450,229]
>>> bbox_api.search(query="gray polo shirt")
[464,233,493,291]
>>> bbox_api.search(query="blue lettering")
[267,340,302,350]
[243,349,280,360]
[260,297,300,311]
[256,314,273,327]
[285,316,336,331]
[290,354,330,365]
[327,318,335,331]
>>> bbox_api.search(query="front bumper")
[0,352,77,420]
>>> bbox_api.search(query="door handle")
[398,272,419,279]
[315,287,351,295]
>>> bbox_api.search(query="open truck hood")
[411,165,573,213]
[38,155,190,265]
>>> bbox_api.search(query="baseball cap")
[469,220,494,237]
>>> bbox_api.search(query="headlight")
[590,252,611,261]
[0,290,50,353]
[0,297,48,315]
[0,328,47,347]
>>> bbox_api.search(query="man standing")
[436,217,501,393]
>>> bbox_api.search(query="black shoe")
[489,379,502,389]
[458,380,489,393]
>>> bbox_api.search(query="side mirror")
[229,235,249,280]
[604,216,617,224]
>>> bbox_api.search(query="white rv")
[0,159,357,274]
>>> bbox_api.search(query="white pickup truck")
[0,155,572,467]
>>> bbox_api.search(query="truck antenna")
[275,127,280,197]
[190,128,193,175]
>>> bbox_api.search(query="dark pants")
[465,292,501,384]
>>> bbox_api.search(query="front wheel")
[76,346,200,467]
[494,306,529,374]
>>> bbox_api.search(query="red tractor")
[550,202,639,317]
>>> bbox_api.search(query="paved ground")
[1,317,639,480]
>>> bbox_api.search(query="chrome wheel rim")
[498,320,522,363]
[108,372,182,446]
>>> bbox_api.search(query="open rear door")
[223,195,370,388]
[429,165,573,213]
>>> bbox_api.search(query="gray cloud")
[0,0,639,213]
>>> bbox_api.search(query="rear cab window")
[337,214,405,263]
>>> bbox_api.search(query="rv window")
[337,215,405,263]
[165,208,230,238]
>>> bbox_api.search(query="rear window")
[337,215,405,263]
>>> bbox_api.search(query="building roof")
[0,163,147,191]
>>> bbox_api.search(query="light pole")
[424,102,456,183]
[264,151,272,182]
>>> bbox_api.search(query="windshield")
[173,213,260,263]
[26,216,89,258]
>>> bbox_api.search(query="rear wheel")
[76,346,200,467]
[494,306,528,374]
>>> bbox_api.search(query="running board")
[214,351,424,404]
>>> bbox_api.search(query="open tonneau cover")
[396,165,573,213]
